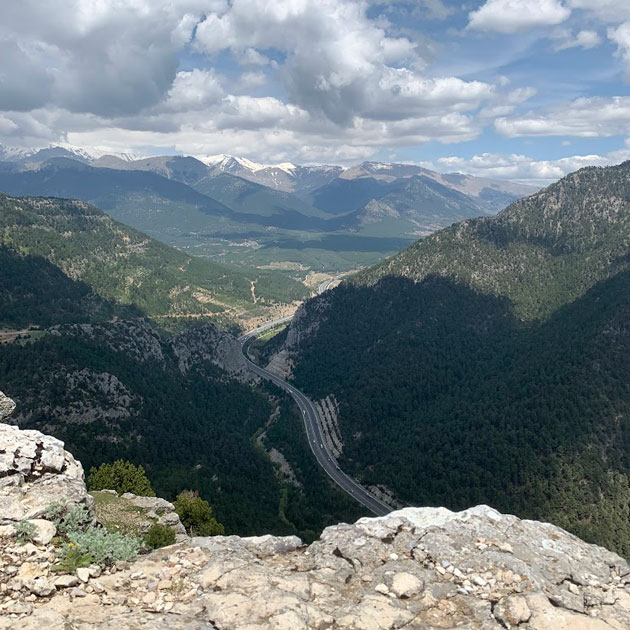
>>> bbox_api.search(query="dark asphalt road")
[238,331,393,516]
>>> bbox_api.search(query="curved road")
[239,303,394,516]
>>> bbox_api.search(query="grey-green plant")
[68,527,140,566]
[15,520,36,543]
[56,504,91,537]
[44,500,66,521]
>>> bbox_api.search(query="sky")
[1,0,630,184]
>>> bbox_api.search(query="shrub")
[68,527,140,566]
[173,490,224,537]
[144,523,176,549]
[51,543,93,573]
[44,500,66,522]
[88,460,155,497]
[56,504,91,537]
[15,520,36,543]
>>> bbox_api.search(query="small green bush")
[68,527,140,566]
[88,460,155,497]
[144,523,176,549]
[56,504,91,537]
[16,520,36,543]
[44,500,66,521]
[51,544,93,573]
[174,490,225,537]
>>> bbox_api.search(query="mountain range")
[0,143,538,275]
[263,161,630,558]
[2,143,630,558]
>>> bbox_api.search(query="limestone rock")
[27,519,57,545]
[0,422,92,523]
[172,323,250,382]
[0,390,16,421]
[2,504,628,629]
[24,577,55,597]
[54,575,80,588]
[389,572,423,599]
[493,595,531,627]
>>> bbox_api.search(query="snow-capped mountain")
[0,143,139,165]
[0,144,538,203]
[196,154,343,194]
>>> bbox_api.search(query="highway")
[238,300,394,516]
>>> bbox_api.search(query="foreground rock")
[0,394,92,524]
[92,490,187,541]
[1,405,628,629]
[0,391,15,422]
[2,504,629,629]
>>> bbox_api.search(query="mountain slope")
[265,161,630,556]
[0,158,232,215]
[357,162,630,319]
[331,175,494,237]
[0,193,306,323]
[193,172,331,220]
[0,245,129,328]
[339,161,537,213]
[0,158,333,233]
[1,320,363,536]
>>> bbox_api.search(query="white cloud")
[369,1,453,21]
[423,139,630,186]
[234,71,268,92]
[567,1,630,23]
[0,0,624,166]
[495,96,630,138]
[468,0,570,34]
[238,48,270,66]
[553,29,601,50]
[194,0,492,125]
[608,22,630,78]
[0,1,226,117]
[161,69,225,112]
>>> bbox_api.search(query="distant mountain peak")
[0,142,140,165]
[196,154,298,174]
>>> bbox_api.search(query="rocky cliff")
[1,390,629,629]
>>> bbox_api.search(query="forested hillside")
[357,163,630,319]
[0,194,306,327]
[0,321,363,537]
[268,162,630,557]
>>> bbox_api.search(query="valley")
[0,146,536,288]
[2,147,629,561]
[261,162,630,558]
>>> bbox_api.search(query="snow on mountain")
[0,143,140,164]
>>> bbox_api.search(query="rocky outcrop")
[0,394,92,523]
[118,492,187,540]
[3,503,630,629]
[1,409,629,629]
[0,391,15,422]
[48,321,165,364]
[266,297,332,378]
[172,324,249,382]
